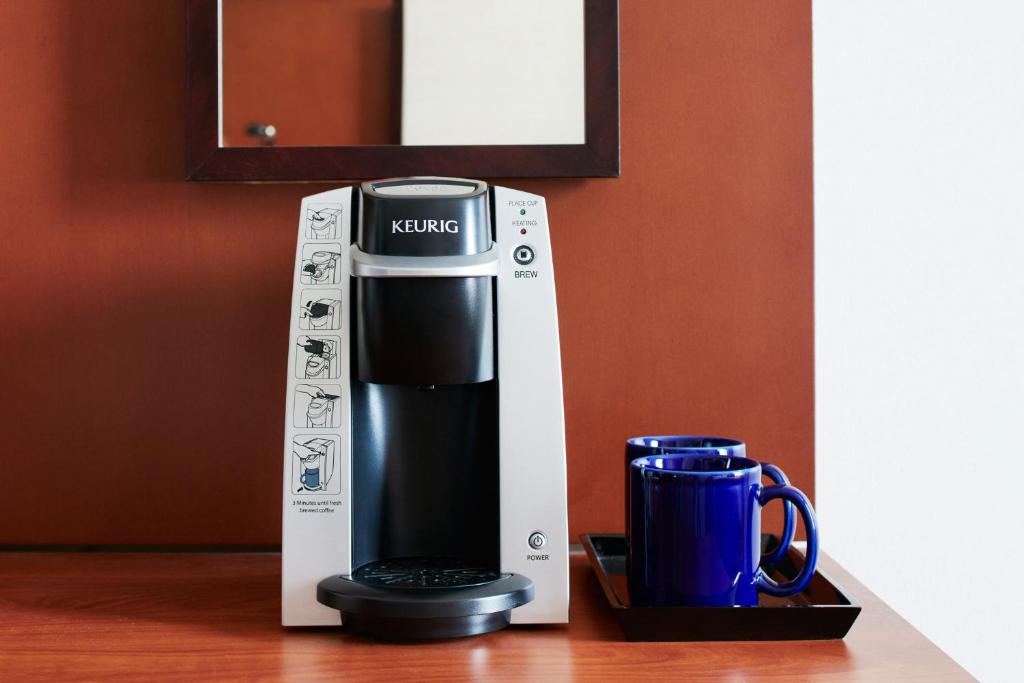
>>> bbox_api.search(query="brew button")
[528,532,547,549]
[513,245,535,266]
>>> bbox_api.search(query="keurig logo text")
[391,219,460,234]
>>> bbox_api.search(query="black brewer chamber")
[318,178,532,639]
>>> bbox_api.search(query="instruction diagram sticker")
[296,335,341,379]
[295,384,342,428]
[299,289,342,330]
[299,244,343,285]
[305,204,343,240]
[291,434,341,495]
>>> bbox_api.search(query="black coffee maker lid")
[358,177,491,257]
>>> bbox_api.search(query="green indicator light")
[519,208,527,215]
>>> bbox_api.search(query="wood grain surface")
[0,551,971,681]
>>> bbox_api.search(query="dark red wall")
[0,0,813,545]
[221,0,400,147]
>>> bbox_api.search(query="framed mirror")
[186,0,619,181]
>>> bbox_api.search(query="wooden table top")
[0,549,970,681]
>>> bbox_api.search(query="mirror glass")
[220,0,586,147]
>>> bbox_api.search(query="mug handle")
[756,484,819,597]
[761,463,796,566]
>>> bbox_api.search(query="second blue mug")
[626,436,818,607]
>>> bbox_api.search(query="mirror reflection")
[221,0,586,147]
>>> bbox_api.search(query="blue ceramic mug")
[624,437,795,566]
[626,436,818,607]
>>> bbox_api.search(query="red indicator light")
[520,228,527,235]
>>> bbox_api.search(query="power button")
[513,245,536,266]
[528,531,547,549]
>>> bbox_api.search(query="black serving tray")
[582,534,861,641]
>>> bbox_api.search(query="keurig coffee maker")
[282,177,569,638]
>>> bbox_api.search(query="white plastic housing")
[281,183,569,626]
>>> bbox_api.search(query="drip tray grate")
[353,557,502,589]
[318,557,534,639]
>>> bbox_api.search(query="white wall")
[401,0,585,145]
[814,2,1024,681]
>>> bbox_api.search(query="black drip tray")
[583,534,861,641]
[317,557,533,640]
[353,557,503,589]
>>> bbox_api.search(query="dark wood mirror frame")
[185,0,619,181]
